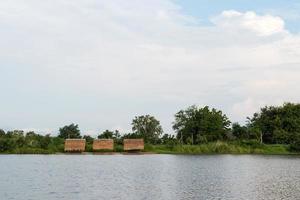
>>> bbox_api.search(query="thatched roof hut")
[123,139,144,151]
[64,139,86,152]
[93,139,114,150]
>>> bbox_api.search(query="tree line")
[1,102,300,153]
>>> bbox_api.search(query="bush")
[240,140,263,148]
[290,134,300,152]
[213,141,230,153]
[114,145,123,152]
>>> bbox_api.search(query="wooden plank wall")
[64,139,86,152]
[123,139,144,151]
[93,139,114,150]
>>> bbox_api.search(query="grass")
[0,141,297,155]
[1,148,58,154]
[144,141,293,155]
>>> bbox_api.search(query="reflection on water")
[0,155,300,200]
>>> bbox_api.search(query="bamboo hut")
[93,139,114,151]
[123,139,144,151]
[64,139,86,152]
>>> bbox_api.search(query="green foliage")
[58,123,81,139]
[131,115,163,144]
[173,105,231,144]
[144,144,154,151]
[0,129,5,137]
[160,134,179,145]
[114,145,123,152]
[232,122,248,139]
[239,139,263,148]
[83,135,94,144]
[98,130,122,144]
[273,129,290,144]
[290,133,300,152]
[85,143,93,152]
[1,102,300,154]
[98,130,113,139]
[146,141,291,154]
[121,132,141,139]
[0,137,12,151]
[112,130,122,144]
[0,130,64,153]
[248,103,300,144]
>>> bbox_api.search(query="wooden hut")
[93,139,114,151]
[64,139,86,152]
[123,139,144,151]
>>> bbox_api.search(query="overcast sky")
[1,0,300,136]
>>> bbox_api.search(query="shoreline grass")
[144,142,295,155]
[0,141,299,155]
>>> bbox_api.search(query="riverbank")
[144,141,296,155]
[0,141,299,155]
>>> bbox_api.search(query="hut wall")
[123,139,144,151]
[64,139,86,152]
[93,139,114,150]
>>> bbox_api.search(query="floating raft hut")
[93,139,114,151]
[64,139,86,152]
[123,139,144,151]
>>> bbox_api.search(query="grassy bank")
[145,141,294,155]
[0,141,298,155]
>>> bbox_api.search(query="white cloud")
[0,1,300,134]
[212,10,287,36]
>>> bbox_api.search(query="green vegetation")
[1,103,300,154]
[58,123,81,139]
[131,115,163,144]
[0,130,64,154]
[145,142,291,155]
[173,105,231,144]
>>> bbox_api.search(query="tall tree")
[83,135,94,144]
[98,130,113,139]
[0,129,5,137]
[58,124,81,139]
[173,105,231,144]
[231,122,248,139]
[113,130,121,139]
[247,102,300,144]
[131,115,163,144]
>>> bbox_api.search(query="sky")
[0,0,300,136]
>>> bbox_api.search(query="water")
[0,154,300,200]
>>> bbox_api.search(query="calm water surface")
[0,154,300,200]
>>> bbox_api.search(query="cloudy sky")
[1,0,300,136]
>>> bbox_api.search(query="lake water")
[0,154,300,200]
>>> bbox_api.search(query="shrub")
[290,133,300,152]
[240,140,263,148]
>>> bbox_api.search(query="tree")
[0,129,5,137]
[290,133,300,151]
[25,131,40,148]
[58,124,81,139]
[98,130,113,139]
[131,115,163,144]
[247,103,300,144]
[83,135,94,144]
[8,130,25,147]
[173,105,231,144]
[121,132,142,140]
[231,122,248,139]
[113,130,121,139]
[160,134,178,145]
[40,134,51,149]
[112,130,122,144]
